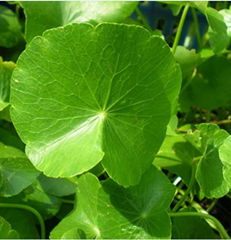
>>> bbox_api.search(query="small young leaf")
[195,124,230,198]
[11,23,181,186]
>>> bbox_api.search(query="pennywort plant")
[0,1,231,239]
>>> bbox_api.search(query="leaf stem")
[207,199,219,213]
[60,198,75,204]
[172,4,190,54]
[169,211,230,239]
[135,7,152,31]
[191,8,202,49]
[0,203,45,239]
[172,162,196,212]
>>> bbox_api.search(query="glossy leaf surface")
[11,23,181,186]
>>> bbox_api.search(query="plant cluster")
[0,1,231,239]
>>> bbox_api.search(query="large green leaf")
[21,1,138,42]
[0,143,39,197]
[11,23,181,186]
[0,6,22,48]
[0,58,15,112]
[0,216,19,239]
[195,124,231,198]
[180,56,231,110]
[51,167,175,239]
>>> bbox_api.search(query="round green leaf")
[195,124,230,198]
[97,167,175,239]
[0,216,19,239]
[21,1,138,42]
[11,23,181,186]
[0,143,40,197]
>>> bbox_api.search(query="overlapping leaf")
[21,1,138,42]
[0,143,39,197]
[11,23,181,186]
[154,134,200,185]
[50,167,175,239]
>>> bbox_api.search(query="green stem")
[172,4,190,54]
[172,162,196,212]
[0,203,45,239]
[136,7,152,31]
[169,211,230,239]
[60,198,75,204]
[207,199,218,213]
[191,8,202,49]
